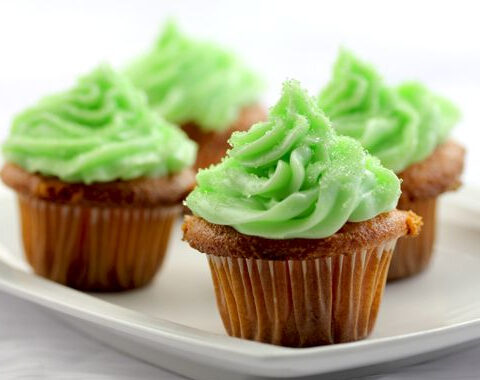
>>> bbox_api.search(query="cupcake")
[183,81,421,347]
[1,65,197,291]
[318,51,465,281]
[125,21,265,170]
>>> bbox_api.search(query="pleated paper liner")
[207,240,397,347]
[18,194,180,291]
[388,197,436,281]
[390,140,466,281]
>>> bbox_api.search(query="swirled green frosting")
[186,80,400,239]
[3,65,197,184]
[318,51,460,173]
[125,21,263,132]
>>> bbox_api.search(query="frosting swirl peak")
[3,65,197,184]
[186,80,400,239]
[318,50,460,172]
[125,21,263,132]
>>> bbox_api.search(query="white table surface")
[2,291,480,380]
[1,1,480,379]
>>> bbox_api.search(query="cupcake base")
[208,241,395,347]
[181,104,266,170]
[18,194,179,291]
[183,211,421,347]
[388,197,436,281]
[1,163,195,291]
[389,140,465,281]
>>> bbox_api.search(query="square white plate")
[0,187,479,380]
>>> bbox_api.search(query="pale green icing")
[3,65,197,184]
[186,80,400,239]
[125,21,263,132]
[318,50,460,173]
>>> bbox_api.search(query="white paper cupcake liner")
[389,197,436,281]
[207,239,397,347]
[18,194,179,291]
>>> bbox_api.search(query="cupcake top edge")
[318,50,460,173]
[2,64,197,184]
[185,80,401,240]
[0,161,195,207]
[182,209,421,259]
[125,20,264,132]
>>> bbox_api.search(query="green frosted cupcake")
[319,51,465,280]
[1,65,197,291]
[183,80,421,346]
[126,21,265,169]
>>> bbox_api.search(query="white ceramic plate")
[0,187,480,380]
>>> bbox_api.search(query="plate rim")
[0,185,479,377]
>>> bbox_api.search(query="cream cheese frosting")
[3,65,197,184]
[125,21,263,132]
[318,50,459,172]
[186,80,401,239]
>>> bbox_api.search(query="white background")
[0,0,479,184]
[0,1,479,379]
